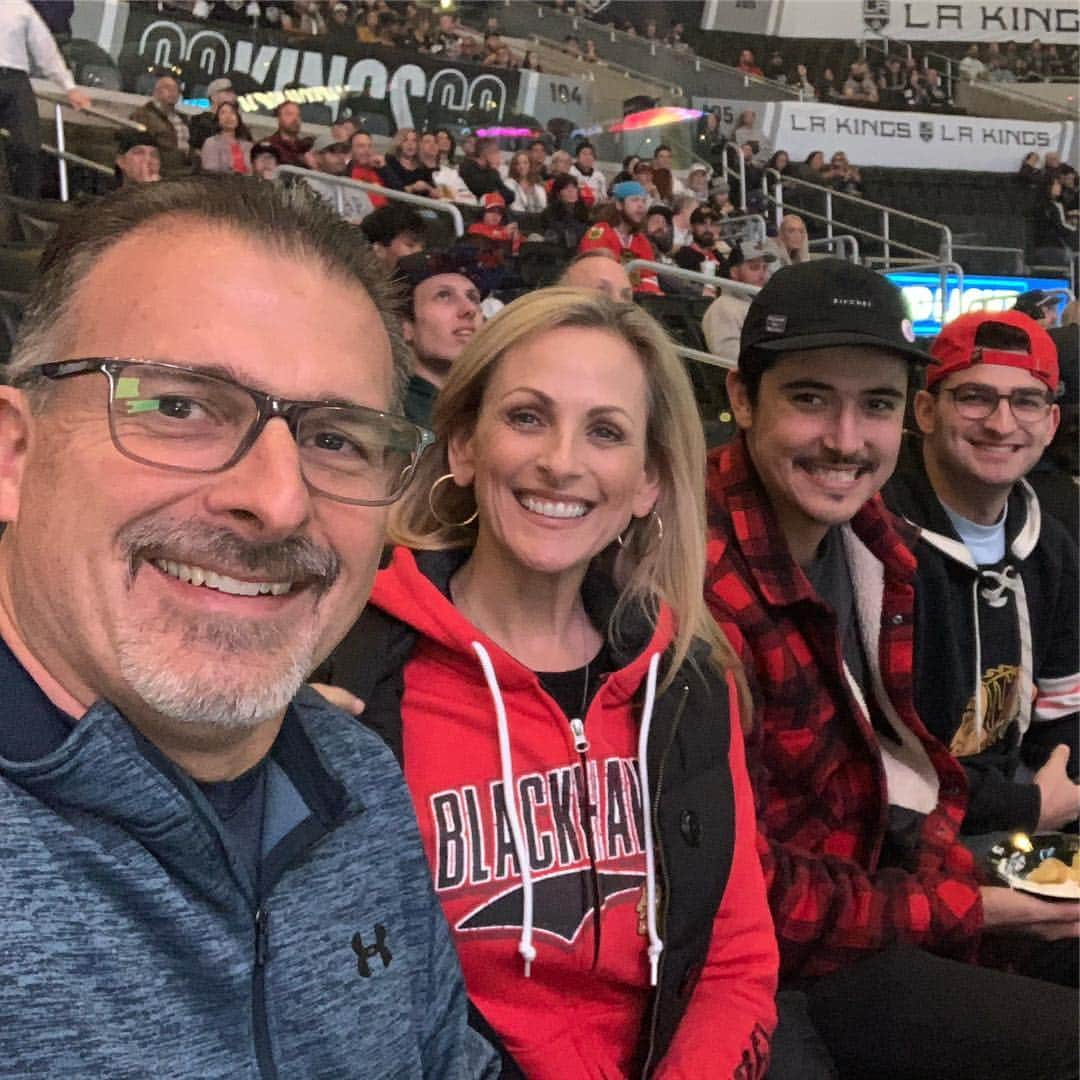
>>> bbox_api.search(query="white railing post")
[54,103,69,203]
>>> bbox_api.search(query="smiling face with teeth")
[0,221,396,769]
[448,325,659,581]
[728,346,909,567]
[914,364,1059,525]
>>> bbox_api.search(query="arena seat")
[0,292,25,366]
[0,194,74,245]
[0,244,43,295]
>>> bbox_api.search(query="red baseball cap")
[927,309,1059,393]
[480,192,507,212]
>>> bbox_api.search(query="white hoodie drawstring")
[636,652,664,987]
[470,641,537,977]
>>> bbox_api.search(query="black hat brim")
[742,329,929,369]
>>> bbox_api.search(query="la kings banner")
[701,0,1080,43]
[761,100,1077,172]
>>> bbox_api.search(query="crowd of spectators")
[122,67,873,300]
[172,0,540,71]
[1019,151,1080,267]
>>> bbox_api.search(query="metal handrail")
[764,168,953,268]
[724,143,747,213]
[33,89,146,132]
[950,242,1026,275]
[675,345,736,371]
[718,213,767,246]
[626,259,762,299]
[277,166,465,236]
[527,32,682,97]
[32,88,145,202]
[526,3,805,101]
[41,144,113,177]
[881,260,965,325]
[769,184,928,263]
[809,235,861,262]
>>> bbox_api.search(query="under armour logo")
[352,924,392,977]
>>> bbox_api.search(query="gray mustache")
[119,519,341,591]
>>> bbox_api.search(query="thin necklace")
[577,654,591,720]
[451,575,594,717]
[575,613,592,720]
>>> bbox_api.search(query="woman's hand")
[310,683,366,716]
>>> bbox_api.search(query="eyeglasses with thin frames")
[938,381,1057,424]
[23,359,435,506]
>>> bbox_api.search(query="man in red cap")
[578,181,660,294]
[884,310,1078,841]
[705,264,1078,1079]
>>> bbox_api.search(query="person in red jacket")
[317,288,778,1078]
[705,259,1079,1079]
[578,181,661,294]
[466,191,521,253]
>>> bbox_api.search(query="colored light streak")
[609,107,703,133]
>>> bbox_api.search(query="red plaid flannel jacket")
[705,435,983,979]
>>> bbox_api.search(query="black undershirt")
[806,529,923,859]
[197,759,269,886]
[536,642,613,723]
[805,527,869,695]
[0,633,269,881]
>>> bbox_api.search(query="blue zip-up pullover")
[0,639,497,1079]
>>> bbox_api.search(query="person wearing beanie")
[704,260,1078,1079]
[577,180,660,294]
[396,249,485,427]
[113,130,162,186]
[883,310,1077,843]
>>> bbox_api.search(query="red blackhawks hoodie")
[366,547,776,1079]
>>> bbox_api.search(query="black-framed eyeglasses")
[938,381,1057,424]
[26,359,435,506]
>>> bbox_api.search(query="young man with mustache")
[0,177,495,1078]
[884,310,1078,839]
[704,260,1078,1079]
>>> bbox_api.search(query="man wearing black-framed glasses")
[0,177,495,1078]
[885,310,1079,849]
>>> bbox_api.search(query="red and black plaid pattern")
[705,436,982,979]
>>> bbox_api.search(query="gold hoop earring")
[616,510,663,550]
[428,472,478,528]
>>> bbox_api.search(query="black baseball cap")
[1011,289,1055,319]
[738,259,928,373]
[116,130,160,155]
[395,247,489,304]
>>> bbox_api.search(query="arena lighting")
[608,107,704,133]
[476,127,538,138]
[886,272,1070,337]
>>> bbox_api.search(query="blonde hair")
[389,127,418,159]
[391,287,738,688]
